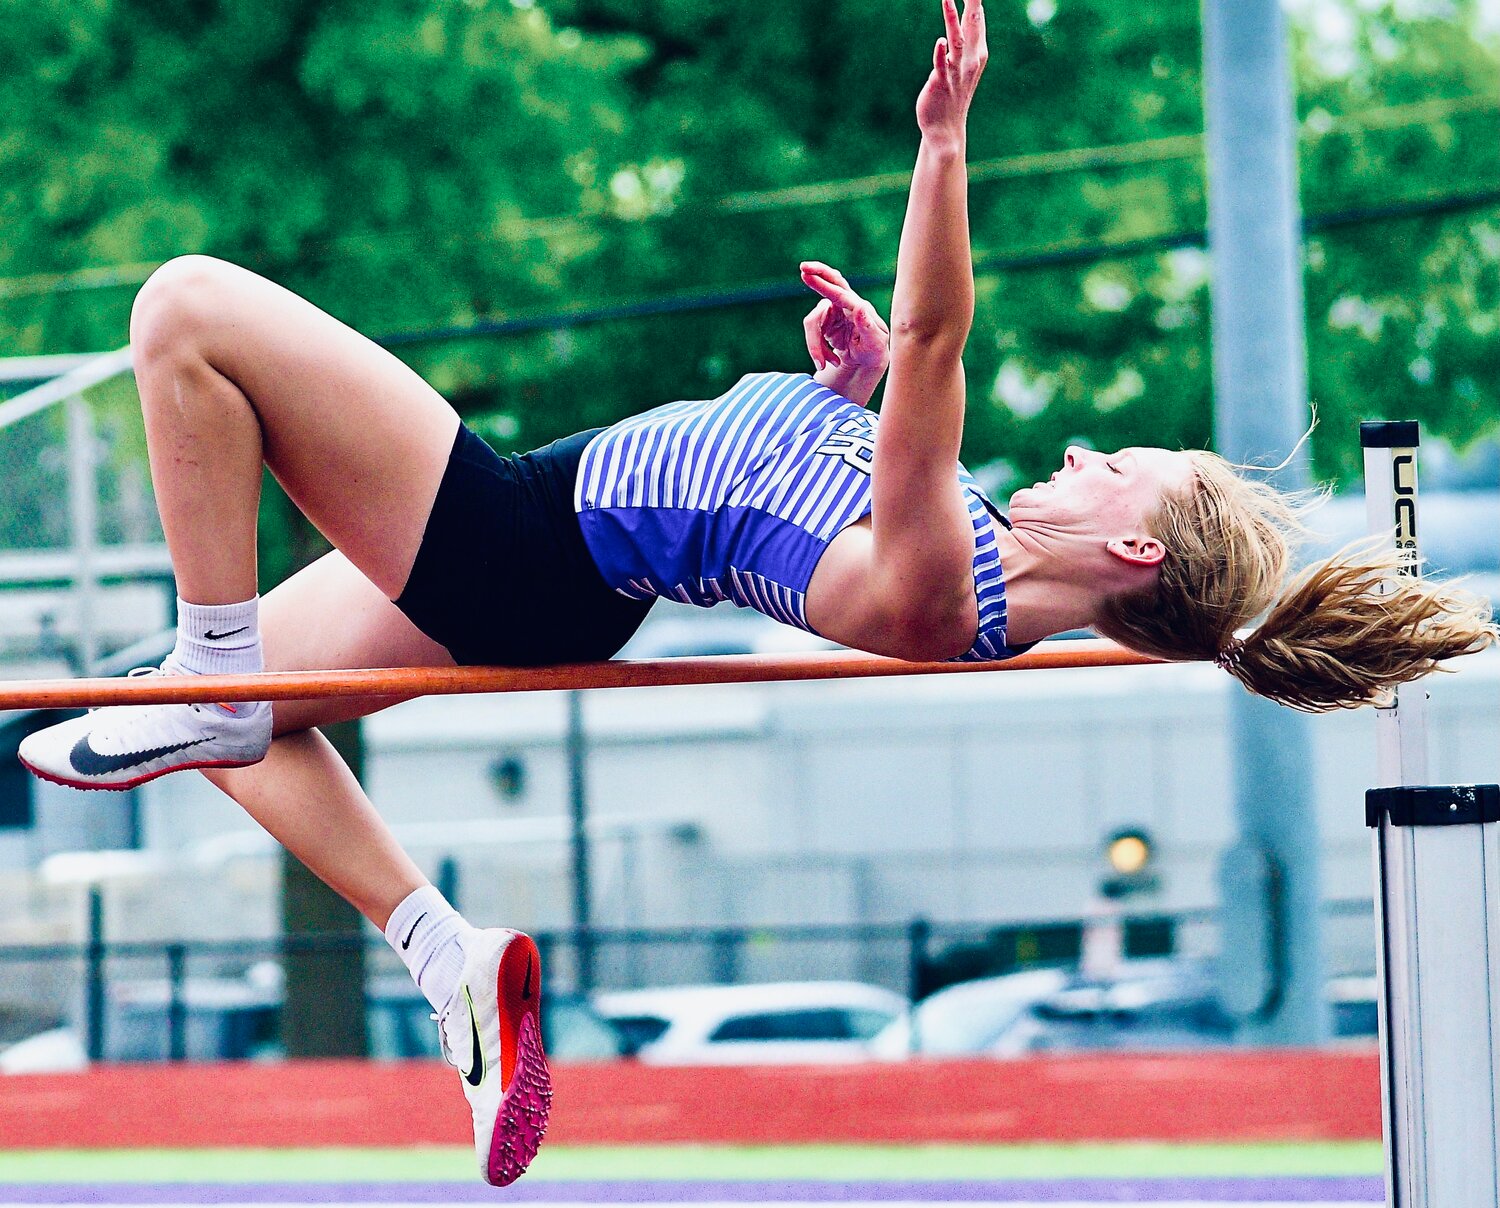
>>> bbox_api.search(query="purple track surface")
[0,1179,1384,1203]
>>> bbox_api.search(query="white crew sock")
[170,596,264,677]
[385,885,476,1011]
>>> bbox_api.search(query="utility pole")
[1202,0,1327,1044]
[566,691,595,995]
[271,495,368,1057]
[280,719,369,1057]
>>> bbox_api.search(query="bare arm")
[870,0,989,650]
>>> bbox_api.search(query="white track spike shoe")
[17,664,272,791]
[435,929,552,1187]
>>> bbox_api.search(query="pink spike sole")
[486,1012,552,1187]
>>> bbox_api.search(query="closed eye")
[1107,461,1123,475]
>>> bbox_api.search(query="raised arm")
[871,0,989,647]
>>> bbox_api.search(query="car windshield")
[608,1014,671,1050]
[707,1006,896,1043]
[914,972,1064,1052]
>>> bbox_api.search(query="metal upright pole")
[1362,421,1500,1208]
[84,886,106,1062]
[565,690,595,994]
[1202,0,1325,1043]
[66,396,100,674]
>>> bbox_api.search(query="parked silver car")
[870,967,1069,1057]
[594,980,907,1064]
[882,960,1380,1057]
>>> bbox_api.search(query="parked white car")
[0,1026,89,1074]
[869,967,1071,1058]
[593,981,907,1065]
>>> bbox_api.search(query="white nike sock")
[385,885,476,1011]
[171,596,263,677]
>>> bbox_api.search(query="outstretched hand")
[915,0,988,143]
[801,262,889,374]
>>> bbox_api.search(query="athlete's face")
[1008,445,1196,568]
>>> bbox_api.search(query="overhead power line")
[717,133,1206,214]
[17,184,1500,361]
[1,92,1495,303]
[1307,184,1500,232]
[375,184,1500,349]
[723,93,1500,214]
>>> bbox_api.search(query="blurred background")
[0,0,1497,1085]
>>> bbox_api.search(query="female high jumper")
[18,0,1496,1186]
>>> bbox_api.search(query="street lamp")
[1102,827,1159,899]
[1082,827,1160,979]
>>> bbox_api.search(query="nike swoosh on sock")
[402,912,430,950]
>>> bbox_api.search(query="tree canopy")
[1,0,1496,559]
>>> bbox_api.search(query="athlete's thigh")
[140,256,460,597]
[259,550,455,737]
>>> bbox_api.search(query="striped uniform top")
[573,372,1026,662]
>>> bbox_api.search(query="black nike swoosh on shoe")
[521,954,534,1001]
[204,627,249,641]
[69,734,213,777]
[463,987,486,1088]
[401,912,428,950]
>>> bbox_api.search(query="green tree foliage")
[0,0,651,559]
[1294,0,1500,482]
[0,0,1496,564]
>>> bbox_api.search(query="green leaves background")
[1,0,1496,560]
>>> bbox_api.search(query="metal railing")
[0,889,1378,1063]
[0,349,151,674]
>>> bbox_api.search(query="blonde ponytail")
[1222,545,1498,712]
[1094,450,1498,712]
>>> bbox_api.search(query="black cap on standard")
[1366,784,1500,828]
[1360,420,1420,449]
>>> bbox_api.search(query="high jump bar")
[0,638,1160,710]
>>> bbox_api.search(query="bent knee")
[130,255,244,367]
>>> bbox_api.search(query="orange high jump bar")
[0,638,1160,711]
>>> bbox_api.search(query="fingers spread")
[943,0,962,51]
[958,0,985,68]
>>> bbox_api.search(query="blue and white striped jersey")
[573,371,1025,662]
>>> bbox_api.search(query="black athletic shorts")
[393,424,654,666]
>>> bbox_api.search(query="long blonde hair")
[1093,451,1498,712]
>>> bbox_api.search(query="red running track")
[0,1051,1379,1149]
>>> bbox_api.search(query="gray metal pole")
[1201,0,1326,1044]
[565,690,595,994]
[84,885,106,1061]
[66,395,100,674]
